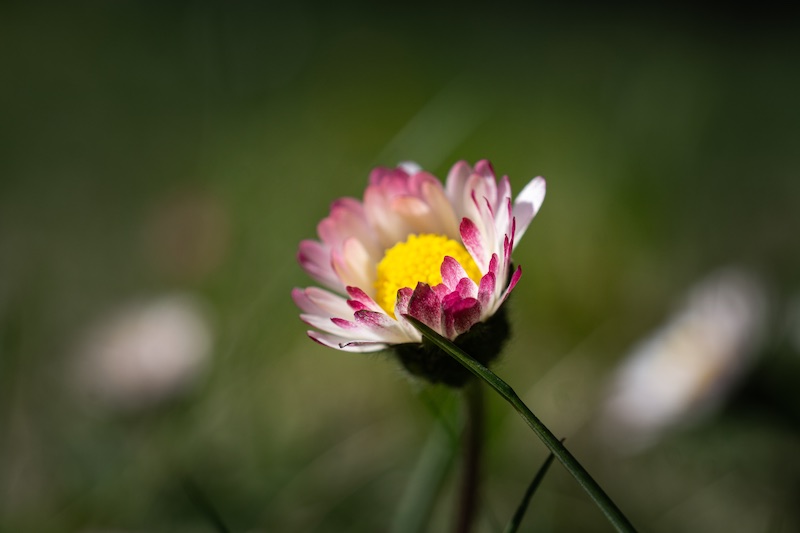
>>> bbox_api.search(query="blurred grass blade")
[416,387,460,444]
[390,418,457,533]
[405,316,637,533]
[181,476,230,533]
[503,444,559,533]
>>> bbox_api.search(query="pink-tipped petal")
[317,199,382,261]
[395,287,414,317]
[469,166,498,211]
[354,309,395,329]
[488,253,499,278]
[468,188,497,260]
[496,176,512,213]
[474,159,495,179]
[331,196,363,212]
[292,287,317,314]
[483,196,494,218]
[445,161,472,207]
[421,180,460,238]
[460,218,489,271]
[346,286,383,312]
[368,166,391,185]
[444,297,482,338]
[391,195,430,217]
[441,290,463,310]
[510,216,516,250]
[352,310,410,344]
[501,265,523,302]
[293,287,352,317]
[364,185,412,247]
[408,282,444,333]
[478,272,496,309]
[492,197,513,247]
[301,314,365,338]
[347,300,369,311]
[458,175,487,229]
[392,195,440,234]
[455,277,477,299]
[315,314,404,343]
[332,238,375,290]
[500,218,517,277]
[298,240,341,291]
[331,317,359,330]
[370,166,410,187]
[394,289,424,341]
[441,256,470,289]
[431,283,450,300]
[407,170,439,195]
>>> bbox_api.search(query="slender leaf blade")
[503,444,559,533]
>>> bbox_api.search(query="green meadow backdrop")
[2,3,799,532]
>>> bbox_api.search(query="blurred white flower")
[74,294,213,412]
[599,269,768,452]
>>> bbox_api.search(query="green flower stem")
[454,380,484,533]
[406,316,637,533]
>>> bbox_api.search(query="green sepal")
[391,305,510,387]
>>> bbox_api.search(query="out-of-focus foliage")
[1,3,799,532]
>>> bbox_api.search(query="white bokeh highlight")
[74,294,213,412]
[600,268,768,453]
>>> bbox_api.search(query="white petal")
[308,331,388,353]
[512,177,546,246]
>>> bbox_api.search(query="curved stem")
[406,316,637,533]
[454,381,484,533]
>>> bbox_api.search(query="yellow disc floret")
[375,234,483,317]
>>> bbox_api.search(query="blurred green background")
[2,3,799,532]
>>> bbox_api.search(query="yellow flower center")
[374,234,482,317]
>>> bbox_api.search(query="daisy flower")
[293,160,545,385]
